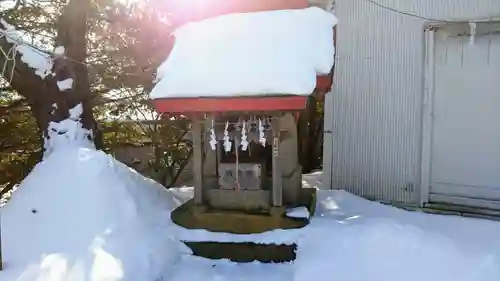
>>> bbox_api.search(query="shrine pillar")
[192,115,205,205]
[278,113,302,205]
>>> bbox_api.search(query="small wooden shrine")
[150,0,335,239]
[159,100,324,215]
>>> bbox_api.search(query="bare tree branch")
[0,21,54,104]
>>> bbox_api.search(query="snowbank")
[294,189,500,281]
[296,218,500,281]
[150,7,337,99]
[1,147,189,281]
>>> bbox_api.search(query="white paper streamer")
[223,121,232,152]
[209,120,217,151]
[241,120,249,151]
[258,119,266,146]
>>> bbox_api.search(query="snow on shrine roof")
[149,7,337,100]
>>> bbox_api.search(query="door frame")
[419,19,500,207]
[419,23,435,206]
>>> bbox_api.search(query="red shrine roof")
[152,0,336,113]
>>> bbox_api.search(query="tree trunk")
[298,107,310,173]
[307,96,321,169]
[0,0,101,157]
[298,96,324,173]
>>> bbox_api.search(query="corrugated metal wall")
[328,0,500,205]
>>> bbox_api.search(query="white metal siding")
[329,0,500,205]
[322,91,334,189]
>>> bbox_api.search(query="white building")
[323,0,500,212]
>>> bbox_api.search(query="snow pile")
[286,207,310,219]
[1,147,188,281]
[150,7,337,99]
[43,104,94,159]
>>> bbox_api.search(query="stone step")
[183,241,297,263]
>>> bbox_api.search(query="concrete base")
[207,189,271,211]
[184,241,297,263]
[171,188,316,234]
[171,188,316,262]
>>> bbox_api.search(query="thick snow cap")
[1,147,188,281]
[150,7,338,99]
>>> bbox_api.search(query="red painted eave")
[152,76,333,113]
[316,75,333,95]
[152,96,309,113]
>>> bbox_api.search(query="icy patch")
[286,207,310,219]
[0,147,188,281]
[150,7,337,99]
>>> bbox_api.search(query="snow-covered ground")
[170,185,500,281]
[2,147,500,281]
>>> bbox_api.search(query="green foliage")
[101,121,146,151]
[0,95,41,195]
[145,116,192,188]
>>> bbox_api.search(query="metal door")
[428,22,500,209]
